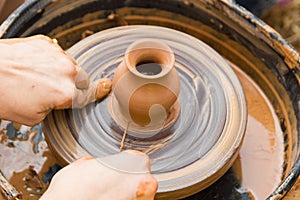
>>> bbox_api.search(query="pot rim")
[125,38,175,79]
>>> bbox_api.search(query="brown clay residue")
[107,13,128,26]
[0,130,7,144]
[0,122,58,200]
[81,29,94,39]
[9,167,45,199]
[24,166,44,190]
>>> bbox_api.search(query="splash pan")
[43,25,247,198]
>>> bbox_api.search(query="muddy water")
[0,67,284,199]
[232,66,284,200]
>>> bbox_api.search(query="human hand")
[0,35,111,126]
[40,150,158,200]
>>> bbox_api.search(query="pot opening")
[135,61,163,76]
[126,39,175,79]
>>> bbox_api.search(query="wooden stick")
[120,122,129,151]
[0,170,22,199]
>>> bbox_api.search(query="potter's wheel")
[43,25,247,198]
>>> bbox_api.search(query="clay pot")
[109,39,180,135]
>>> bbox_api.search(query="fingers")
[122,150,158,199]
[72,78,111,108]
[136,177,158,200]
[43,152,157,200]
[21,35,112,109]
[46,35,112,107]
[96,150,152,174]
[75,67,90,89]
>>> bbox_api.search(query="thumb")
[72,65,111,108]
